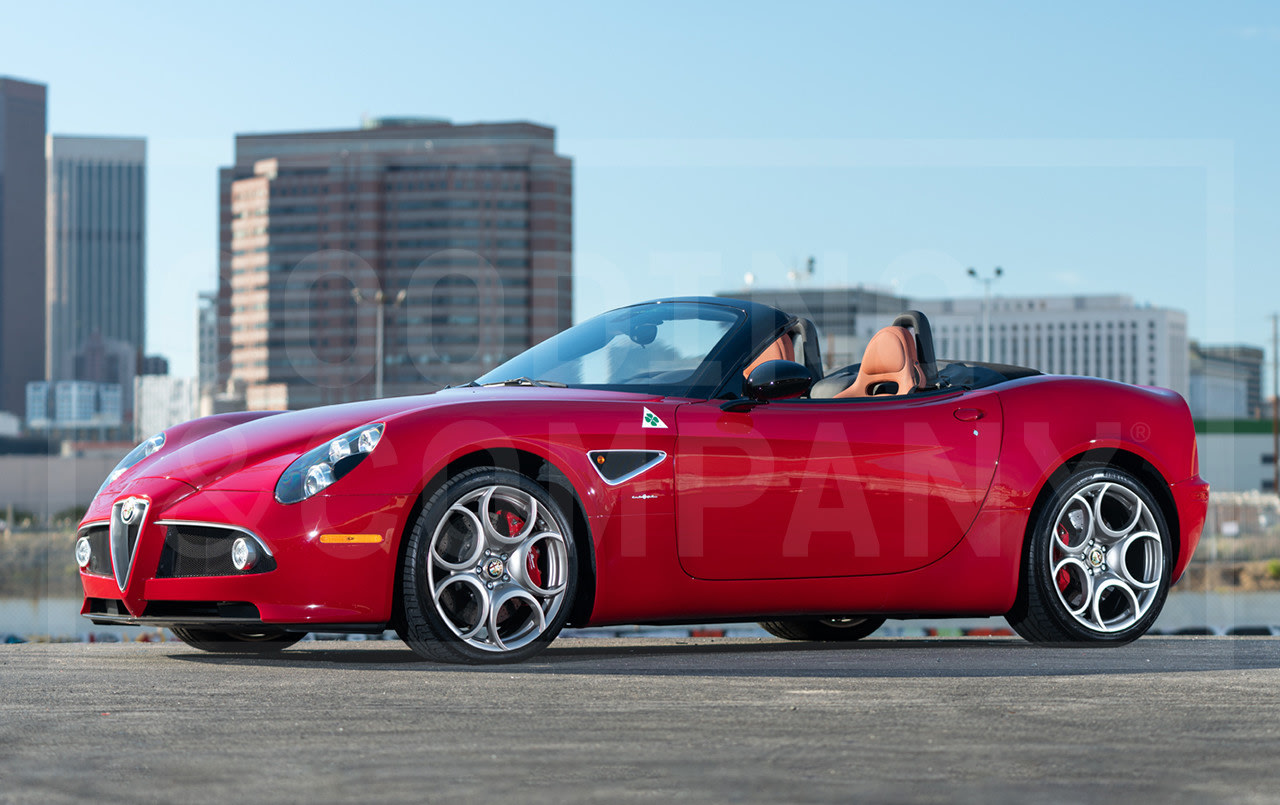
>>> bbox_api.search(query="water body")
[3,593,1278,642]
[0,598,145,641]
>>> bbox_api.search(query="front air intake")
[155,523,276,578]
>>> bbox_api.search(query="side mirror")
[629,323,658,346]
[745,360,813,402]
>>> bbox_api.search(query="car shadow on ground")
[166,635,1280,678]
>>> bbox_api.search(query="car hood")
[115,386,663,492]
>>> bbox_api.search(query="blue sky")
[3,1,1278,380]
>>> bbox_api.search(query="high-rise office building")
[0,77,47,417]
[196,290,218,392]
[217,118,573,409]
[45,135,146,414]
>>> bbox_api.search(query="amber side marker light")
[319,534,384,545]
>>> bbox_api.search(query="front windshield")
[474,301,745,395]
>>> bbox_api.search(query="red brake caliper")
[503,511,524,537]
[1055,524,1071,591]
[503,511,543,587]
[526,547,543,587]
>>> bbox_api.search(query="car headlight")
[97,432,166,496]
[274,423,384,504]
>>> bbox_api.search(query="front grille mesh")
[155,525,274,578]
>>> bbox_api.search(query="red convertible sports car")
[76,297,1208,663]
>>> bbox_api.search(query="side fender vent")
[587,451,667,485]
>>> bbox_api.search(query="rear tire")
[759,617,885,642]
[170,627,303,653]
[1007,466,1171,645]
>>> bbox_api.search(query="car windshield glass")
[474,301,745,393]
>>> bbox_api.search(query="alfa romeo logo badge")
[1088,548,1105,567]
[120,497,141,524]
[484,558,505,579]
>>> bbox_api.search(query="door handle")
[953,408,984,422]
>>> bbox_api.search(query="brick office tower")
[217,118,573,410]
[0,77,47,418]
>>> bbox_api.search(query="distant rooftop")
[0,75,46,97]
[48,135,146,161]
[362,115,452,129]
[233,118,557,165]
[912,294,1160,316]
[719,284,907,300]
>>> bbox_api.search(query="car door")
[673,390,1002,580]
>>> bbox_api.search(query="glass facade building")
[45,135,146,416]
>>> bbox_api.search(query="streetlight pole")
[352,287,408,399]
[1272,313,1278,496]
[966,266,1004,363]
[375,300,386,399]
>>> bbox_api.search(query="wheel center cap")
[1088,548,1105,568]
[483,558,505,579]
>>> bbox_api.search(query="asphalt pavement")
[2,636,1279,804]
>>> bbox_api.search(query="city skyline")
[2,2,1278,385]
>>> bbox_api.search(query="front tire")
[170,627,303,653]
[759,617,885,642]
[1007,466,1172,645]
[401,468,578,664]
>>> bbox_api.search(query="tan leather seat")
[743,335,796,378]
[835,326,923,398]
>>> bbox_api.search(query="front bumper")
[78,483,411,629]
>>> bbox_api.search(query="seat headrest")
[835,326,922,398]
[861,326,917,375]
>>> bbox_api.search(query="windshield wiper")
[480,377,568,388]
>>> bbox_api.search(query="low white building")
[55,381,98,425]
[1187,343,1263,420]
[1190,369,1247,420]
[24,382,49,428]
[135,375,198,440]
[913,295,1189,399]
[26,380,124,429]
[1196,424,1277,493]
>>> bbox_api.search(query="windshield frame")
[474,298,775,399]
